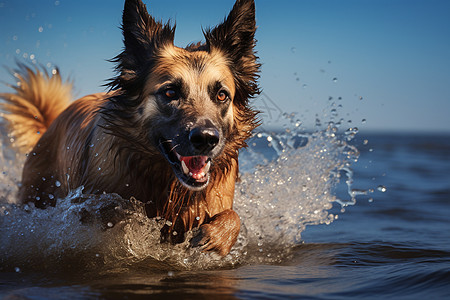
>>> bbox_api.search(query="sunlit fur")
[0,0,260,256]
[0,66,72,153]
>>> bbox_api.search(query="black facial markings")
[208,81,221,100]
[208,81,231,104]
[153,77,232,122]
[220,102,230,119]
[157,78,184,102]
[154,78,189,118]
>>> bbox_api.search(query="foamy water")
[0,115,368,272]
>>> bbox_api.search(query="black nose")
[189,127,220,154]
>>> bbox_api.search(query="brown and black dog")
[0,0,259,256]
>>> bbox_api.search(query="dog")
[0,0,259,256]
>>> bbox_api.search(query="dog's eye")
[217,90,229,102]
[164,88,178,100]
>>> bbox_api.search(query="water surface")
[1,122,449,298]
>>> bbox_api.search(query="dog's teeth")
[181,160,189,175]
[175,152,181,160]
[204,161,211,173]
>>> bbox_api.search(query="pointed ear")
[110,0,175,93]
[122,0,174,57]
[205,0,260,104]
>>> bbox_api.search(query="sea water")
[1,109,449,299]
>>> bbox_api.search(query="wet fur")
[0,0,259,256]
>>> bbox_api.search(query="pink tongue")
[181,156,208,176]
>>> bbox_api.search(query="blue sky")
[1,0,449,133]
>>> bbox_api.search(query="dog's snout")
[189,127,220,153]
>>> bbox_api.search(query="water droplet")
[363,139,369,145]
[41,177,46,181]
[332,77,338,82]
[66,146,70,150]
[172,231,178,236]
[359,96,363,100]
[38,26,43,33]
[94,153,99,157]
[290,47,296,53]
[362,119,366,124]
[89,143,94,148]
[55,180,61,187]
[97,167,102,171]
[14,267,20,273]
[165,220,173,226]
[167,271,174,277]
[48,194,54,200]
[107,222,114,228]
[377,185,387,192]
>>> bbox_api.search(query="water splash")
[0,106,373,272]
[0,124,24,204]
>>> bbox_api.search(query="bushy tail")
[0,65,72,153]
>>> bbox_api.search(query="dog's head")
[107,0,259,191]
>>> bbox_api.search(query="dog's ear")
[205,0,260,105]
[110,0,175,94]
[122,0,174,57]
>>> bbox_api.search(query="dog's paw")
[75,193,128,230]
[190,224,231,256]
[190,209,240,256]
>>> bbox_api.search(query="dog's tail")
[0,65,72,153]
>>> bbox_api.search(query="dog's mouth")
[159,139,211,191]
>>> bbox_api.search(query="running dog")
[0,0,259,256]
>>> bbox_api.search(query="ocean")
[0,120,449,299]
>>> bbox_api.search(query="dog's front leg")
[191,209,240,256]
